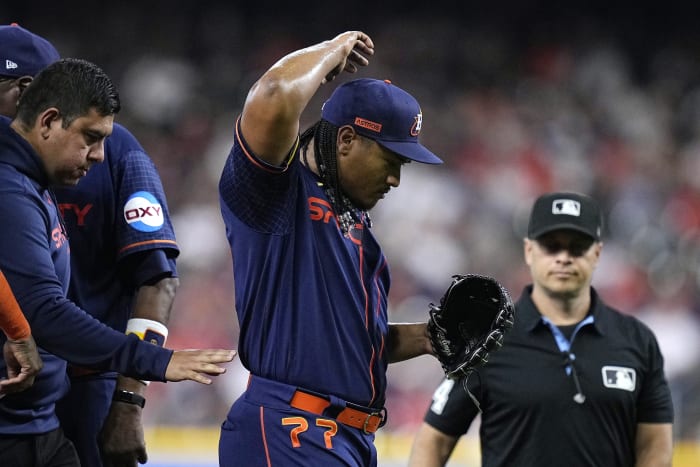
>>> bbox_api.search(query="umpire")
[408,192,674,467]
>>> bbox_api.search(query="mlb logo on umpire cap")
[321,78,443,165]
[552,199,580,216]
[0,23,60,78]
[527,191,602,240]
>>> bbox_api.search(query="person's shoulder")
[106,123,146,158]
[597,300,659,339]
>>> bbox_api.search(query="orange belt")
[289,390,386,434]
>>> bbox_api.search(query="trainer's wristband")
[113,389,146,408]
[126,318,169,385]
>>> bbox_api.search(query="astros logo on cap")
[410,111,423,136]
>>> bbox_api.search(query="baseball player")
[0,24,181,466]
[218,31,443,466]
[0,269,42,396]
[0,48,234,467]
[408,192,674,467]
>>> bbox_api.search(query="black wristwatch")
[113,389,146,408]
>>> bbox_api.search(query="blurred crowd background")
[4,0,700,453]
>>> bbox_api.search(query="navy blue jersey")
[53,123,179,332]
[219,120,390,408]
[0,117,173,435]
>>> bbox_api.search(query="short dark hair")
[15,58,120,128]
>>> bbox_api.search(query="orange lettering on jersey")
[281,417,309,448]
[51,226,67,249]
[58,203,94,226]
[309,197,337,225]
[316,419,338,449]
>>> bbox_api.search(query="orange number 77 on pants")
[282,417,338,449]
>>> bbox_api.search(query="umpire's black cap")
[527,192,602,241]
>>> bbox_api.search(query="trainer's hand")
[164,349,236,384]
[323,31,374,84]
[0,335,43,396]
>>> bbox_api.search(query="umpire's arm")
[408,423,459,467]
[635,422,673,467]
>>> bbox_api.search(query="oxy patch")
[124,191,164,232]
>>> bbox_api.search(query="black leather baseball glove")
[428,274,515,379]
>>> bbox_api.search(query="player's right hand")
[0,335,43,396]
[165,349,236,384]
[323,31,375,84]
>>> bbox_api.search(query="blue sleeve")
[112,131,179,260]
[0,190,172,381]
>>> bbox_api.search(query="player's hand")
[323,31,375,84]
[99,401,147,467]
[0,335,43,396]
[164,349,236,384]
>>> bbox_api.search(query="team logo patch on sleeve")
[124,191,164,232]
[601,366,636,392]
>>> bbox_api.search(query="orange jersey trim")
[235,116,298,174]
[118,239,178,255]
[260,406,272,467]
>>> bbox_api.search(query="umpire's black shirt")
[424,285,674,467]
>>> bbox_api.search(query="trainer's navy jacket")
[0,116,173,435]
[53,123,179,333]
[219,119,390,409]
[424,286,674,467]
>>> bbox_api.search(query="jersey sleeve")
[218,116,299,234]
[636,324,674,424]
[423,377,481,437]
[113,143,179,263]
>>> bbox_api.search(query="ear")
[38,108,62,139]
[523,238,533,266]
[336,125,356,157]
[16,76,33,95]
[590,242,603,267]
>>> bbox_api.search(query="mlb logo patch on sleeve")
[601,366,636,392]
[124,191,164,232]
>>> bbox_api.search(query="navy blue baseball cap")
[321,78,443,165]
[527,192,603,241]
[0,23,60,78]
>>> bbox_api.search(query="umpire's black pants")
[0,427,80,467]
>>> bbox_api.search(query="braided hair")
[300,120,368,235]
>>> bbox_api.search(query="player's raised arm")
[240,31,374,166]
